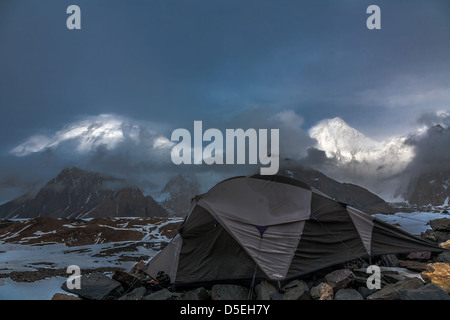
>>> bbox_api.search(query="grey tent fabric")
[197,176,312,225]
[196,176,311,280]
[145,233,183,281]
[347,206,374,255]
[144,174,444,285]
[171,204,265,283]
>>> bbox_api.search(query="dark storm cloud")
[1,1,450,202]
[0,108,316,192]
[403,112,450,176]
[2,1,449,147]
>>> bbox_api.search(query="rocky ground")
[56,218,450,301]
[57,252,450,301]
[0,216,182,286]
[1,215,449,300]
[0,216,181,247]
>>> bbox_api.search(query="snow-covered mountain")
[9,114,173,157]
[307,117,415,199]
[309,117,413,167]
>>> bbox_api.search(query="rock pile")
[55,218,450,300]
[56,253,450,300]
[421,217,450,244]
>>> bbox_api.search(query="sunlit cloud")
[10,114,168,157]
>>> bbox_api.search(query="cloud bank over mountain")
[306,117,414,200]
[2,109,449,204]
[304,112,450,201]
[403,111,450,175]
[10,114,173,158]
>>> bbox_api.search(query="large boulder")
[420,218,450,244]
[366,278,424,300]
[325,269,355,291]
[61,272,124,300]
[420,229,450,243]
[334,288,363,300]
[430,218,450,232]
[397,283,450,300]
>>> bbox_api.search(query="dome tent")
[144,174,443,285]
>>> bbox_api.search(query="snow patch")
[0,277,75,300]
[373,211,449,235]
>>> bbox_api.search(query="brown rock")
[430,218,450,232]
[406,251,431,260]
[421,262,450,294]
[398,260,428,272]
[310,282,334,300]
[439,240,450,249]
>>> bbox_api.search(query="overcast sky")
[1,0,449,200]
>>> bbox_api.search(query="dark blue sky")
[1,0,449,199]
[2,1,449,143]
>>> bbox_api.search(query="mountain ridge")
[0,167,169,219]
[279,166,395,214]
[0,165,397,219]
[405,170,450,207]
[156,173,201,217]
